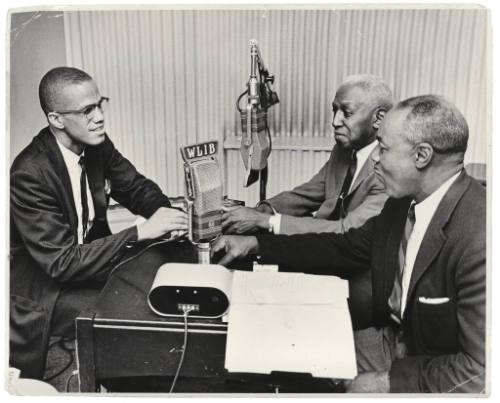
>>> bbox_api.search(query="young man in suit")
[212,95,486,393]
[10,67,188,378]
[222,75,393,236]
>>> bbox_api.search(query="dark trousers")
[51,282,103,338]
[354,326,407,372]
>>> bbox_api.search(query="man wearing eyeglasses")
[10,67,188,378]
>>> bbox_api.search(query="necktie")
[331,151,357,220]
[78,156,89,243]
[388,203,416,323]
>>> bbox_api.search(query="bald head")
[395,95,468,155]
[339,74,394,111]
[39,67,94,115]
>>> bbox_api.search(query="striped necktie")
[388,203,416,323]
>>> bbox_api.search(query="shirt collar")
[413,171,461,228]
[53,134,84,166]
[355,140,378,165]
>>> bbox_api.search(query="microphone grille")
[188,158,223,242]
[190,159,223,214]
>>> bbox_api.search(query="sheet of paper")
[230,271,348,306]
[225,270,357,379]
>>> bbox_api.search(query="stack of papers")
[225,270,357,379]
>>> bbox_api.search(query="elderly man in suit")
[222,74,393,236]
[223,75,394,330]
[10,67,188,378]
[212,95,485,393]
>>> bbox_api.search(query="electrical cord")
[65,370,79,392]
[108,233,187,278]
[55,234,187,391]
[43,337,75,382]
[169,307,193,393]
[265,115,273,152]
[236,90,248,113]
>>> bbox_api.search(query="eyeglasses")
[51,97,109,121]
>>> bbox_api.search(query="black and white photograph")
[5,2,491,396]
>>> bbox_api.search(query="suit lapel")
[38,128,108,235]
[38,128,79,232]
[330,146,351,203]
[347,147,376,196]
[404,172,471,309]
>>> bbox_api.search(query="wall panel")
[64,8,489,206]
[10,11,67,161]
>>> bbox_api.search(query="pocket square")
[418,296,450,305]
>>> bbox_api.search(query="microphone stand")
[196,243,211,265]
[186,199,212,264]
[248,40,267,202]
[239,39,278,202]
[244,41,260,197]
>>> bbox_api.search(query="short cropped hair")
[39,67,93,115]
[396,95,469,154]
[340,74,394,110]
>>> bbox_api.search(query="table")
[75,239,341,393]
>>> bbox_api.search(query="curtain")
[64,8,489,205]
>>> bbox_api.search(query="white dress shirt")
[269,140,379,235]
[348,140,378,194]
[54,137,95,244]
[400,171,461,316]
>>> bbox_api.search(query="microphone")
[237,39,279,199]
[180,141,223,263]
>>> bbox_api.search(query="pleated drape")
[64,8,489,205]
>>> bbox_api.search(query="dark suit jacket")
[265,144,387,234]
[10,127,171,378]
[256,171,485,393]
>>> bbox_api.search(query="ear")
[47,112,65,130]
[415,142,433,169]
[372,108,387,130]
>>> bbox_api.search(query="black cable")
[265,117,273,152]
[236,90,248,113]
[259,105,272,202]
[169,308,192,393]
[65,371,78,392]
[43,337,75,382]
[108,233,187,278]
[260,166,268,202]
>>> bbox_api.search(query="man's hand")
[136,207,188,241]
[345,371,390,393]
[222,206,271,234]
[210,235,259,266]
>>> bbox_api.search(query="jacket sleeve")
[255,214,376,277]
[102,136,171,218]
[11,166,138,284]
[265,158,329,217]
[389,241,486,393]
[278,173,388,234]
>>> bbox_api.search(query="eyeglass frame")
[50,96,110,121]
